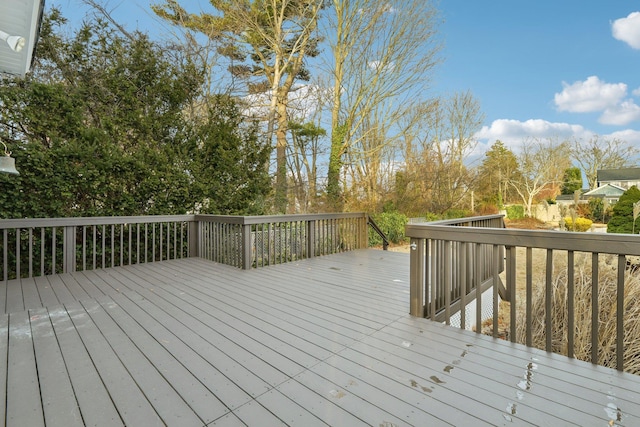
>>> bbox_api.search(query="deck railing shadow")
[406,214,640,372]
[0,213,369,279]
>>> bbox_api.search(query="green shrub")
[443,209,473,219]
[608,186,640,234]
[506,205,525,219]
[563,217,592,232]
[368,212,408,246]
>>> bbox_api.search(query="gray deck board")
[0,250,638,426]
[33,275,59,308]
[20,278,43,311]
[48,303,125,427]
[6,310,44,427]
[57,273,92,301]
[69,299,205,426]
[29,307,84,427]
[89,295,231,423]
[0,315,7,425]
[4,279,23,314]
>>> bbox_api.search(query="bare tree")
[324,0,441,208]
[392,92,483,214]
[509,137,571,217]
[572,136,639,190]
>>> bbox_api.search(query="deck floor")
[0,249,638,426]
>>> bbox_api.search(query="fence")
[196,213,369,269]
[406,215,640,372]
[0,212,370,279]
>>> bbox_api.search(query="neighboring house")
[597,167,640,190]
[582,183,626,204]
[556,183,626,206]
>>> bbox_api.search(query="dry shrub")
[514,254,640,374]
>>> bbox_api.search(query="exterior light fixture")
[0,30,25,53]
[0,142,19,175]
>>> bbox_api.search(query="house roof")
[584,183,626,197]
[597,167,640,182]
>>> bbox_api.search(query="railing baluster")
[92,226,96,270]
[28,228,33,278]
[492,244,500,339]
[152,223,156,263]
[15,228,20,279]
[82,226,87,271]
[616,254,625,371]
[40,228,45,276]
[101,225,106,268]
[51,227,55,275]
[144,223,148,263]
[507,245,516,342]
[166,222,171,260]
[526,247,533,347]
[2,229,6,281]
[591,252,599,364]
[444,240,451,325]
[567,250,575,358]
[475,243,481,333]
[136,224,140,264]
[120,224,124,267]
[545,249,553,351]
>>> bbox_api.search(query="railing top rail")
[411,214,505,226]
[194,212,368,225]
[0,214,197,229]
[0,212,369,229]
[406,222,640,256]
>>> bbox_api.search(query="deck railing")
[406,215,640,372]
[0,212,369,279]
[407,215,506,322]
[0,215,194,280]
[195,213,368,269]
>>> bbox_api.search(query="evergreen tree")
[561,167,583,195]
[0,9,270,218]
[607,186,640,234]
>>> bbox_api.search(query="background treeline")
[1,2,638,221]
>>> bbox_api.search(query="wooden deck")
[0,249,638,426]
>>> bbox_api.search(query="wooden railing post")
[188,219,200,258]
[410,237,425,317]
[241,223,252,270]
[63,225,76,273]
[307,219,316,258]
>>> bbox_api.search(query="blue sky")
[50,0,640,156]
[438,1,640,153]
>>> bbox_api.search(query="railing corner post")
[307,219,316,258]
[410,237,425,317]
[63,225,76,273]
[241,224,252,270]
[189,219,200,258]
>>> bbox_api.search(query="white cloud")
[475,119,590,144]
[633,87,640,97]
[243,84,329,122]
[368,60,396,72]
[612,11,640,49]
[554,76,627,113]
[599,100,640,125]
[605,129,640,146]
[474,118,640,161]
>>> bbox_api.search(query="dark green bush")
[506,205,525,219]
[368,212,408,246]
